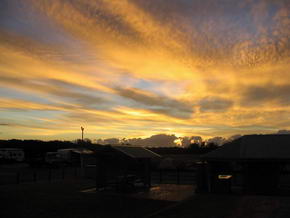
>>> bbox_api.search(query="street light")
[81,126,84,141]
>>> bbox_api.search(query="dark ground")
[2,178,290,218]
[0,180,174,218]
[150,193,290,218]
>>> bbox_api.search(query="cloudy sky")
[0,0,289,142]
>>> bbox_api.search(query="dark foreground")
[1,180,290,218]
[151,193,290,218]
[0,180,176,218]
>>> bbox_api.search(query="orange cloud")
[0,0,289,140]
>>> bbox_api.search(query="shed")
[111,146,161,159]
[200,135,290,194]
[94,145,161,191]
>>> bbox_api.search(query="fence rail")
[151,169,196,185]
[0,167,197,186]
[0,167,81,185]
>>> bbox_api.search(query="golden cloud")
[0,0,289,140]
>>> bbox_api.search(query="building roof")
[203,135,290,160]
[57,148,94,154]
[111,145,161,159]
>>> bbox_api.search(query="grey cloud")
[199,96,233,112]
[0,1,69,49]
[0,122,59,130]
[241,84,290,106]
[63,111,115,124]
[124,134,178,147]
[132,0,290,67]
[32,0,142,44]
[206,136,227,146]
[96,131,290,148]
[0,21,97,67]
[276,129,290,135]
[95,134,178,147]
[191,136,203,144]
[71,1,141,41]
[180,136,191,147]
[0,76,108,109]
[96,138,120,145]
[18,0,289,68]
[0,123,9,126]
[42,79,107,107]
[96,134,205,147]
[114,87,194,118]
[180,136,203,147]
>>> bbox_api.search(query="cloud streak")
[0,0,289,140]
[114,87,194,118]
[241,84,290,106]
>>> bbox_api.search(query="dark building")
[198,135,290,194]
[94,145,161,192]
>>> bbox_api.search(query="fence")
[0,167,81,185]
[151,169,196,185]
[0,166,197,186]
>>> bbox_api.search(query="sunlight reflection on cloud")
[0,0,289,140]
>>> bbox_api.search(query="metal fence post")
[48,168,52,182]
[177,169,180,185]
[16,172,20,184]
[62,167,65,180]
[33,171,37,183]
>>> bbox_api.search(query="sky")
[0,0,289,144]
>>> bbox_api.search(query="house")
[199,135,290,194]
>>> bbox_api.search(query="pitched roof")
[111,145,161,159]
[203,135,290,160]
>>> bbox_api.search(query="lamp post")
[81,126,84,142]
[80,126,85,178]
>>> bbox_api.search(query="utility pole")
[81,126,84,141]
[80,126,84,178]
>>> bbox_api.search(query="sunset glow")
[0,0,289,141]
